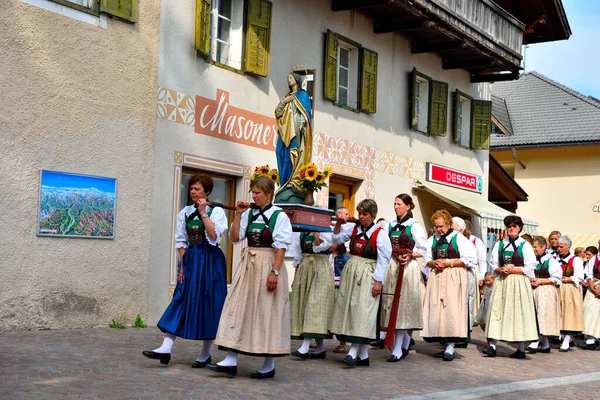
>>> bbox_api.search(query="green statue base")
[274,185,306,204]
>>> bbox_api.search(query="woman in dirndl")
[380,194,427,362]
[422,209,476,362]
[483,215,538,359]
[580,249,600,350]
[555,235,585,352]
[330,199,392,367]
[290,230,334,359]
[527,236,562,353]
[143,174,228,367]
[207,176,293,379]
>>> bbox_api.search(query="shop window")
[181,169,236,283]
[324,30,378,114]
[328,177,356,217]
[410,69,448,136]
[196,0,272,77]
[452,90,492,150]
[48,0,137,21]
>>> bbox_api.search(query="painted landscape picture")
[38,170,116,238]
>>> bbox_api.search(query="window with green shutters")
[323,30,378,114]
[48,0,137,21]
[453,90,472,148]
[471,100,492,149]
[195,0,272,76]
[410,69,432,135]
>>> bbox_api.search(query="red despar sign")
[427,163,483,193]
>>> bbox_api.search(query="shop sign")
[195,89,278,151]
[426,162,483,193]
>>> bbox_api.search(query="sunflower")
[305,168,317,181]
[306,163,318,173]
[259,165,270,175]
[323,166,333,178]
[315,173,325,185]
[268,169,279,184]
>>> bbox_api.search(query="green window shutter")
[410,69,418,130]
[359,48,378,113]
[428,80,448,136]
[195,0,211,57]
[100,0,137,22]
[244,0,273,77]
[471,100,492,149]
[324,30,338,101]
[452,90,460,143]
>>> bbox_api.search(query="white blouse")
[175,205,228,248]
[537,252,563,285]
[232,205,293,250]
[424,230,477,270]
[585,255,599,279]
[292,232,333,267]
[333,222,392,284]
[386,217,428,258]
[488,236,537,278]
[557,253,585,287]
[467,235,489,280]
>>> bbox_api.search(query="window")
[452,90,492,150]
[48,0,137,21]
[324,30,378,114]
[328,177,356,217]
[196,0,273,76]
[410,69,448,136]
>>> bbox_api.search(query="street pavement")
[1,326,599,399]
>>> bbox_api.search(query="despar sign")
[195,89,278,150]
[426,162,483,193]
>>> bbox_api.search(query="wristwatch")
[201,214,209,219]
[271,269,279,277]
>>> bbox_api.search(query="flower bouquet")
[252,165,280,184]
[298,163,333,205]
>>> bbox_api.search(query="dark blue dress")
[157,208,227,340]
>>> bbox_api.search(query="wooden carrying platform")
[274,204,334,232]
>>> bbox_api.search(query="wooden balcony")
[332,0,527,82]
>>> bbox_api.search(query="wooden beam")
[374,20,434,34]
[332,0,392,12]
[443,58,493,70]
[471,71,519,83]
[411,40,465,54]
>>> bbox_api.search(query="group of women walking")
[143,174,600,377]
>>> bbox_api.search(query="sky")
[524,0,600,98]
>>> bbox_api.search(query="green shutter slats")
[360,48,377,114]
[429,80,448,136]
[244,0,272,77]
[195,0,211,57]
[324,30,338,101]
[471,100,492,149]
[453,90,460,143]
[100,0,137,22]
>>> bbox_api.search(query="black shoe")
[342,355,357,367]
[434,351,446,358]
[549,337,561,345]
[442,352,454,362]
[250,369,275,379]
[309,351,326,359]
[409,338,416,349]
[291,350,309,359]
[370,339,384,349]
[454,342,468,348]
[570,339,575,347]
[400,348,409,360]
[142,350,171,365]
[509,349,526,359]
[482,346,496,357]
[578,342,599,350]
[356,357,370,367]
[387,354,401,362]
[191,356,211,368]
[559,347,570,353]
[206,363,237,376]
[526,346,538,353]
[537,347,551,354]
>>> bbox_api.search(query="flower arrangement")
[252,165,280,184]
[299,163,333,192]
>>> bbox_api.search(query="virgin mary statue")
[274,72,313,204]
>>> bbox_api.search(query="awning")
[414,178,538,234]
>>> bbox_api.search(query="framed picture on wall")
[37,170,117,239]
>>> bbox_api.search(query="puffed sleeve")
[292,233,303,267]
[312,232,332,253]
[332,222,354,244]
[572,256,585,287]
[521,241,537,278]
[476,238,489,280]
[488,241,500,274]
[547,258,563,285]
[456,234,476,269]
[272,210,293,250]
[230,209,250,245]
[411,223,428,258]
[175,208,189,249]
[205,206,228,246]
[372,230,392,283]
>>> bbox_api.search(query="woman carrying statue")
[274,72,313,203]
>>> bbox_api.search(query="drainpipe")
[512,148,526,169]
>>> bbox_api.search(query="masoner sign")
[426,162,483,193]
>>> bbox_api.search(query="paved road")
[1,327,598,399]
